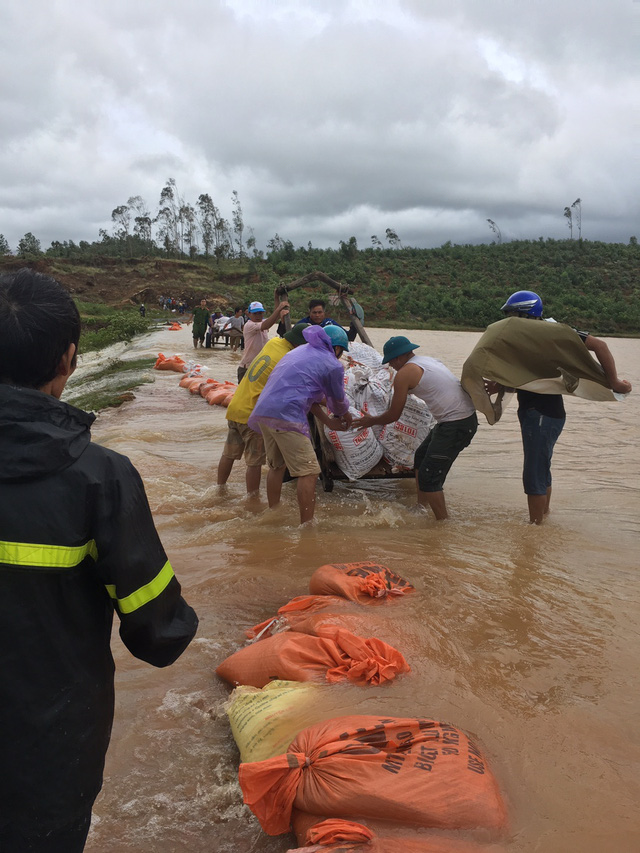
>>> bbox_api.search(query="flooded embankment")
[77,324,640,852]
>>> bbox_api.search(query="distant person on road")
[0,269,198,853]
[248,325,352,524]
[139,303,146,318]
[354,336,478,521]
[217,323,310,494]
[464,290,632,524]
[222,307,245,353]
[237,299,290,384]
[188,298,210,348]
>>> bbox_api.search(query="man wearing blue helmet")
[489,290,632,524]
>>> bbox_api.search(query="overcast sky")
[1,0,638,254]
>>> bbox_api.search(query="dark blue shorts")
[518,408,565,495]
[414,413,478,492]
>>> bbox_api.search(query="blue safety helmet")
[323,324,349,351]
[500,290,543,318]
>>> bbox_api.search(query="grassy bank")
[67,302,161,412]
[64,355,156,413]
[77,300,152,353]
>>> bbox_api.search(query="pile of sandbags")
[154,355,237,407]
[216,561,508,851]
[177,373,237,406]
[326,343,435,479]
[218,563,412,689]
[153,353,187,372]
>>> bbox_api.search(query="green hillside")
[2,237,638,336]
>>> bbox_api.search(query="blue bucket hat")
[381,335,419,364]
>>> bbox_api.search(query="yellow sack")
[226,680,320,763]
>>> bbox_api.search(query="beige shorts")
[222,420,265,467]
[260,425,321,477]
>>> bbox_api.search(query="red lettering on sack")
[328,431,344,451]
[394,421,417,437]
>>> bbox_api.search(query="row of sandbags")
[178,373,237,406]
[153,354,237,405]
[215,562,507,852]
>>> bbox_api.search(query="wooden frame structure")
[274,271,371,346]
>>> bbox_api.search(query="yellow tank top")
[227,337,293,423]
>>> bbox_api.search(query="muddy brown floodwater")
[78,324,639,853]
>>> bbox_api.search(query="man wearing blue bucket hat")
[354,336,477,520]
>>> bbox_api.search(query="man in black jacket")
[0,270,198,852]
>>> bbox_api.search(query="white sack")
[379,394,434,468]
[344,341,383,369]
[324,407,384,480]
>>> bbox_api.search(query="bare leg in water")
[296,473,317,524]
[527,487,552,524]
[417,487,448,520]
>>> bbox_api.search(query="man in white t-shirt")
[354,336,477,520]
[237,300,290,384]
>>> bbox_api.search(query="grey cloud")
[0,0,638,252]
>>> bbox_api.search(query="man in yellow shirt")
[216,324,310,493]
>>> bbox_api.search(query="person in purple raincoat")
[248,324,353,524]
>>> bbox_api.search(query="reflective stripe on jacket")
[0,384,198,832]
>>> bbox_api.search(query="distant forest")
[1,181,638,336]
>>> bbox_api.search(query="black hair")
[308,298,325,310]
[0,268,81,389]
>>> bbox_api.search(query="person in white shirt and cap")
[236,299,289,384]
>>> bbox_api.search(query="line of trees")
[0,175,407,262]
[0,180,259,263]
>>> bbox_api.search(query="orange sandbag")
[169,322,182,330]
[246,595,363,640]
[284,611,379,639]
[178,375,213,391]
[239,715,507,836]
[198,378,223,397]
[179,375,200,388]
[178,376,208,391]
[290,815,503,852]
[222,390,236,406]
[154,353,186,372]
[309,562,415,603]
[206,383,237,405]
[186,379,207,394]
[216,628,410,688]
